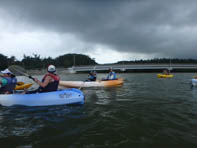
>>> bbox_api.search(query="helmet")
[48,65,56,73]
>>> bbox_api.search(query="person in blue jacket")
[87,71,97,81]
[0,68,17,94]
[106,68,117,80]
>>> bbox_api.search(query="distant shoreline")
[68,63,197,73]
[25,63,197,74]
[77,69,197,73]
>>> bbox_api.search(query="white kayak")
[191,79,197,86]
[0,88,84,107]
[59,78,124,88]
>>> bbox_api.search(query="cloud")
[0,0,197,63]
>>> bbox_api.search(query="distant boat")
[157,59,173,78]
[157,74,174,78]
[191,76,197,87]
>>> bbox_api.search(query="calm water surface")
[0,73,197,148]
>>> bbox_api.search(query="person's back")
[0,69,17,94]
[24,65,60,94]
[106,68,116,80]
[87,71,97,81]
[163,70,169,75]
[36,65,60,93]
[38,72,60,92]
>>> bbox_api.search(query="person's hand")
[21,88,27,94]
[34,78,39,83]
[5,91,10,94]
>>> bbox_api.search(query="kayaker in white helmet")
[25,65,60,94]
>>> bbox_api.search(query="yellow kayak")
[157,74,173,78]
[15,83,33,90]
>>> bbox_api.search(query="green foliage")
[22,54,43,69]
[0,53,97,70]
[117,58,197,64]
[1,53,197,71]
[55,54,96,67]
[0,54,8,70]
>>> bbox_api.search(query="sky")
[0,0,197,64]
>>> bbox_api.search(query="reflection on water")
[1,73,197,147]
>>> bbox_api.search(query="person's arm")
[34,76,51,88]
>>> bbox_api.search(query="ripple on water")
[1,73,197,147]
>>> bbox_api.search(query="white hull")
[59,78,124,88]
[192,79,197,86]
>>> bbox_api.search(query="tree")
[0,54,8,70]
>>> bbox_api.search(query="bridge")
[67,64,197,73]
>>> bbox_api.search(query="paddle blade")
[8,65,35,81]
[8,65,29,77]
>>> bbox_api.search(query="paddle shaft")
[8,65,35,81]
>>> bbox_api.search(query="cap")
[1,68,13,74]
[47,65,56,73]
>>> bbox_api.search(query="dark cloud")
[0,0,197,58]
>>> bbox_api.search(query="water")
[1,73,197,148]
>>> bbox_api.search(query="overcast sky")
[0,0,197,64]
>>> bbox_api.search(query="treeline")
[117,58,197,64]
[0,53,97,70]
[1,53,197,71]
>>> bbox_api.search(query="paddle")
[8,65,35,81]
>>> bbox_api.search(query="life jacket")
[88,74,97,81]
[0,77,17,94]
[107,72,116,80]
[38,73,60,93]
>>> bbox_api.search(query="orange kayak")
[59,78,124,88]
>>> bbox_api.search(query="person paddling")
[87,71,97,81]
[25,65,60,94]
[0,68,17,94]
[106,68,117,80]
[163,69,170,75]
